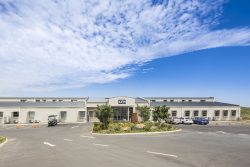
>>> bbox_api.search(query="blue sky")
[0,0,250,106]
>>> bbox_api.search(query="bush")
[95,104,113,129]
[144,121,154,131]
[159,123,172,130]
[136,105,151,122]
[0,136,6,144]
[92,122,176,134]
[153,105,170,122]
[93,122,102,132]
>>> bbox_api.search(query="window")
[59,99,63,102]
[71,99,77,102]
[79,111,85,117]
[200,100,206,102]
[185,110,190,117]
[42,99,46,102]
[188,100,192,102]
[223,110,228,117]
[36,99,40,102]
[163,100,167,102]
[0,112,3,117]
[215,110,220,117]
[193,110,199,117]
[52,99,57,102]
[170,100,174,102]
[28,111,35,119]
[182,100,186,102]
[20,99,27,102]
[150,100,156,102]
[171,111,177,117]
[202,110,207,117]
[13,112,19,117]
[231,110,236,117]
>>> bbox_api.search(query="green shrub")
[159,123,172,130]
[153,105,170,122]
[144,121,154,131]
[129,123,136,130]
[0,136,6,144]
[95,104,113,129]
[136,105,151,122]
[93,122,102,132]
[112,123,122,132]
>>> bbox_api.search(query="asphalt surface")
[0,124,250,167]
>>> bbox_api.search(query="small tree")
[95,104,113,129]
[136,105,151,122]
[153,105,170,122]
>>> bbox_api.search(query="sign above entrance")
[118,99,126,104]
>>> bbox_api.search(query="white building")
[0,96,240,124]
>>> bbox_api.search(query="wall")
[0,107,87,124]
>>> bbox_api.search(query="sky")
[0,0,250,106]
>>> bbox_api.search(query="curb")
[0,137,8,148]
[92,129,182,136]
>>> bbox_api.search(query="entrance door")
[87,111,94,122]
[113,107,128,122]
[78,111,85,122]
[60,111,67,123]
[12,112,19,124]
[27,111,35,123]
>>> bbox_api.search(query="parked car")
[48,115,58,126]
[166,117,182,124]
[180,117,193,125]
[193,117,209,125]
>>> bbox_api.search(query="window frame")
[231,110,236,117]
[171,111,177,117]
[13,112,19,117]
[223,110,228,117]
[193,110,199,117]
[202,110,207,117]
[185,110,190,117]
[215,110,220,117]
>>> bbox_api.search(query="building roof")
[150,101,239,107]
[87,97,108,103]
[135,97,149,103]
[0,97,87,99]
[145,97,214,99]
[0,102,85,108]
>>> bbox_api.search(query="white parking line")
[64,139,73,142]
[44,142,56,147]
[216,131,226,134]
[80,135,96,139]
[147,151,178,158]
[94,143,109,147]
[71,126,79,129]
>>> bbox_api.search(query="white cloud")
[0,0,249,94]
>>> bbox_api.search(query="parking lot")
[0,123,250,167]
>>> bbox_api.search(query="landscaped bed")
[92,121,177,134]
[0,136,6,144]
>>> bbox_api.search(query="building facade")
[0,96,240,124]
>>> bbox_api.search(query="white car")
[180,117,193,125]
[166,117,182,124]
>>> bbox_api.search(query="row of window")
[150,99,207,102]
[171,110,237,117]
[20,99,79,102]
[0,111,86,118]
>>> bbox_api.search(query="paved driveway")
[0,124,250,167]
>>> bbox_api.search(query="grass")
[241,107,250,120]
[0,136,6,144]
